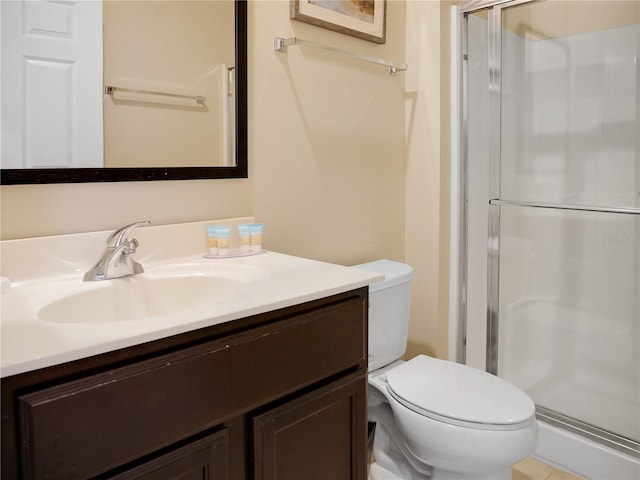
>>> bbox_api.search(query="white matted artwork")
[290,0,386,44]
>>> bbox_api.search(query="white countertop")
[1,220,382,378]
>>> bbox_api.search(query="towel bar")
[274,36,407,75]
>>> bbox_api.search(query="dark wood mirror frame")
[1,0,247,185]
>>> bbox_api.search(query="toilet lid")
[385,355,535,430]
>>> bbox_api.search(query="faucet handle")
[107,221,151,248]
[124,238,140,254]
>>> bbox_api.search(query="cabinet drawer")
[17,295,366,479]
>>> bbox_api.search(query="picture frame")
[290,0,387,44]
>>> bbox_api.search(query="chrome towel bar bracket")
[274,36,407,75]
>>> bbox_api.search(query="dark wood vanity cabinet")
[1,288,369,480]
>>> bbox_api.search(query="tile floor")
[369,457,586,480]
[513,457,586,480]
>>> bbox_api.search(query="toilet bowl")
[369,357,537,480]
[351,260,538,480]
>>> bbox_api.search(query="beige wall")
[0,0,450,360]
[404,0,451,360]
[438,2,452,361]
[249,0,406,266]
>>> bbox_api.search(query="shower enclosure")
[453,1,640,478]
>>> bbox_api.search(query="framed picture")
[290,0,387,44]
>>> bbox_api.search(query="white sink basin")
[38,274,249,324]
[3,261,269,328]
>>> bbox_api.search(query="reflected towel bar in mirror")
[104,85,206,105]
[273,36,408,75]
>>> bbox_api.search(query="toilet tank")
[351,260,414,371]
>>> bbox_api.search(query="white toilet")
[352,260,538,480]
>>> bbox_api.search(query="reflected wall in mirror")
[0,0,247,184]
[104,0,235,168]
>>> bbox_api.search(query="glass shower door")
[493,0,640,455]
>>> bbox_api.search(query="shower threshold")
[536,407,640,460]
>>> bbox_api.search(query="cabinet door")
[253,372,367,480]
[110,430,229,480]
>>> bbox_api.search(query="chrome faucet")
[83,221,151,281]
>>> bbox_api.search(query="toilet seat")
[385,355,535,431]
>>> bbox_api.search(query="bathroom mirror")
[0,0,247,184]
